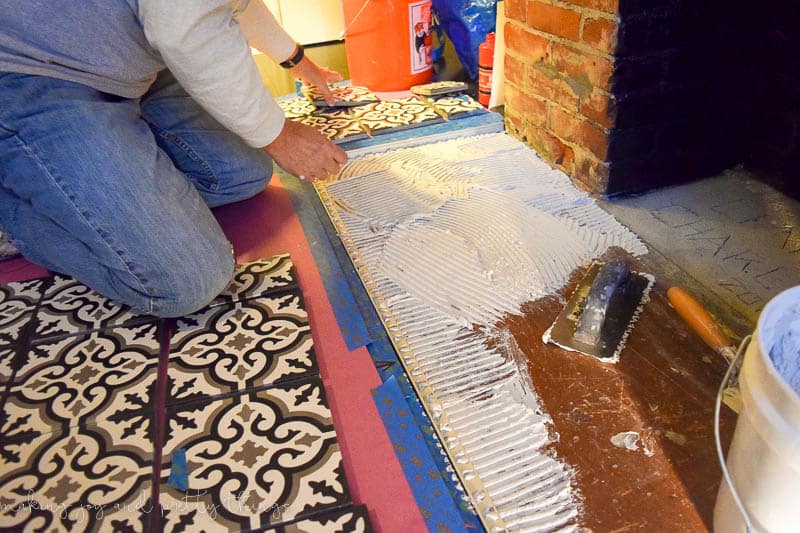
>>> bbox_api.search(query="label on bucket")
[409,1,433,74]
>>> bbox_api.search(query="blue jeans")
[0,71,273,316]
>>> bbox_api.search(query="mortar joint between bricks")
[552,0,618,20]
[523,27,615,61]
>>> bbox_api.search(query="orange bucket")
[342,0,434,91]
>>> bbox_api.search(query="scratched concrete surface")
[601,168,800,330]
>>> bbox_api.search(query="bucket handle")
[714,334,753,533]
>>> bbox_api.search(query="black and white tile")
[353,97,443,135]
[264,505,372,533]
[2,323,161,433]
[0,419,154,531]
[298,111,369,144]
[209,254,298,309]
[427,94,484,119]
[279,97,318,119]
[169,289,316,402]
[0,278,45,382]
[159,378,349,531]
[0,278,43,343]
[0,254,373,532]
[33,276,155,340]
[302,85,379,108]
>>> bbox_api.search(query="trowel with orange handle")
[667,286,742,412]
[666,287,737,362]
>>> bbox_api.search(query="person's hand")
[264,119,347,181]
[289,56,343,105]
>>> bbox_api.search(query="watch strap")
[280,44,304,69]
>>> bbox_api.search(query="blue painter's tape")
[277,111,496,529]
[281,141,482,529]
[338,111,504,152]
[373,376,479,533]
[167,448,189,492]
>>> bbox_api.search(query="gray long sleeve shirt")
[0,0,296,147]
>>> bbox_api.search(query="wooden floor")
[498,249,737,532]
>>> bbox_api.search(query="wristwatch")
[280,44,305,69]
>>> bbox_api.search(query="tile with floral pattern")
[158,378,349,531]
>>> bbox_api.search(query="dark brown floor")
[498,249,737,532]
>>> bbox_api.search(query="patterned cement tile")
[33,276,155,340]
[426,94,484,119]
[353,97,444,136]
[297,111,369,144]
[209,255,298,309]
[0,279,43,344]
[0,345,20,385]
[0,421,154,532]
[279,97,317,119]
[168,289,316,403]
[263,505,372,533]
[1,323,161,434]
[301,85,379,108]
[158,378,349,531]
[0,279,45,383]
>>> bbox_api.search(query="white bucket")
[714,286,800,532]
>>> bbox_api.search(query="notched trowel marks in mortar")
[316,133,647,531]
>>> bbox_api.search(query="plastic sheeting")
[433,0,498,79]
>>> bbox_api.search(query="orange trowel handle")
[667,287,732,352]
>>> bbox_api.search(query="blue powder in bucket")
[769,301,800,396]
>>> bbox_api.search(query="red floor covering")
[0,176,425,533]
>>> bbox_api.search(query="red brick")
[527,65,580,112]
[550,106,609,160]
[581,90,616,128]
[527,1,581,41]
[565,0,618,14]
[551,43,613,91]
[505,112,527,141]
[504,22,549,62]
[526,124,575,168]
[504,53,527,87]
[505,0,527,22]
[505,84,547,127]
[573,152,611,193]
[582,17,617,53]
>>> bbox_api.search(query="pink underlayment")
[0,176,425,533]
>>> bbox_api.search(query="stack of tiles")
[409,81,484,119]
[409,81,469,97]
[0,255,371,532]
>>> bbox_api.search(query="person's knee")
[147,242,235,318]
[207,150,273,207]
[231,150,273,200]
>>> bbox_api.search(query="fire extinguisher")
[478,32,495,107]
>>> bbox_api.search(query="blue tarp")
[433,0,499,78]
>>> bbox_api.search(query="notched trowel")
[543,259,654,362]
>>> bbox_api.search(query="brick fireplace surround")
[503,0,800,196]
